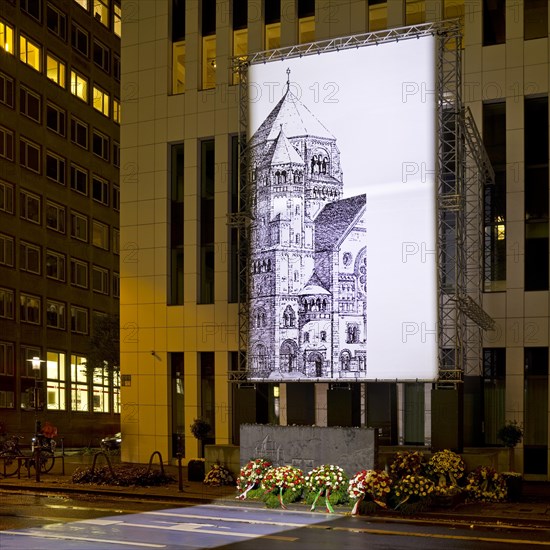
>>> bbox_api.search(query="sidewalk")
[1,452,550,529]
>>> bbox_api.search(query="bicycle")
[0,434,56,477]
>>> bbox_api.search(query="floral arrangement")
[392,474,435,507]
[203,463,234,487]
[235,458,272,500]
[389,450,425,479]
[348,469,392,515]
[465,466,507,502]
[497,421,523,448]
[427,449,465,490]
[261,465,305,509]
[304,464,348,512]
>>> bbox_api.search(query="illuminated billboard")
[247,35,438,381]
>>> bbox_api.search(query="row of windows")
[0,22,120,121]
[0,74,120,164]
[1,182,120,237]
[0,239,119,295]
[0,289,97,332]
[0,128,119,202]
[17,0,121,38]
[0,344,119,414]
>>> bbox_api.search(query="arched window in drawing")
[320,330,327,342]
[254,343,269,373]
[346,323,359,343]
[280,340,298,372]
[322,156,328,174]
[275,170,281,184]
[281,170,287,183]
[340,350,351,370]
[311,155,317,173]
[282,305,296,327]
[354,247,367,296]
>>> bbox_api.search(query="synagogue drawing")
[248,75,367,380]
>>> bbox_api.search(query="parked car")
[101,432,121,452]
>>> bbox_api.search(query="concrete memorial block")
[240,424,378,476]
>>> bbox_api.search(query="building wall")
[0,0,121,445]
[121,0,550,477]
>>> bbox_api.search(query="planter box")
[188,460,205,482]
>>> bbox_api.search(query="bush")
[72,465,175,487]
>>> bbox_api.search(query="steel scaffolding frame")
[228,20,494,386]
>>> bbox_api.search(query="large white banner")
[247,35,438,381]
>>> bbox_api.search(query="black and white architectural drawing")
[248,75,367,380]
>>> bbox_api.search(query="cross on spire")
[286,68,291,90]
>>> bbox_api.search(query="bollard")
[34,446,41,483]
[177,453,183,492]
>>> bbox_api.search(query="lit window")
[70,258,88,288]
[71,211,88,241]
[265,23,280,49]
[172,41,185,93]
[0,287,14,319]
[0,180,14,214]
[298,16,315,44]
[46,300,66,330]
[71,306,88,334]
[406,0,426,25]
[93,363,110,412]
[114,1,121,37]
[93,85,109,116]
[20,241,41,274]
[70,70,88,101]
[46,201,66,233]
[232,30,247,85]
[46,351,66,409]
[19,35,42,71]
[369,1,387,31]
[92,265,109,294]
[0,233,15,267]
[94,0,109,27]
[202,35,216,90]
[19,138,41,173]
[74,0,89,9]
[112,98,120,123]
[0,20,14,54]
[92,220,109,250]
[20,189,41,224]
[20,294,41,324]
[46,250,66,281]
[70,355,89,411]
[46,54,66,87]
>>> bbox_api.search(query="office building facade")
[120,0,550,479]
[0,0,121,445]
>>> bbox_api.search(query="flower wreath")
[392,474,435,508]
[304,464,348,512]
[235,458,272,500]
[203,463,234,487]
[348,469,392,515]
[261,465,305,509]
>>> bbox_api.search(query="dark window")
[265,0,281,23]
[482,348,505,445]
[233,0,247,29]
[113,142,120,167]
[21,0,41,21]
[46,151,66,185]
[172,0,186,41]
[92,130,109,161]
[482,102,506,291]
[113,54,120,81]
[46,103,66,136]
[0,126,14,161]
[20,86,41,123]
[483,0,505,46]
[525,97,549,291]
[46,3,66,40]
[202,0,216,35]
[93,39,110,72]
[170,143,184,305]
[525,0,548,40]
[71,23,89,56]
[199,139,215,303]
[92,175,109,205]
[71,117,88,149]
[70,164,88,195]
[20,139,41,173]
[0,72,14,108]
[298,0,315,18]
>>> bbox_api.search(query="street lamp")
[27,356,45,435]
